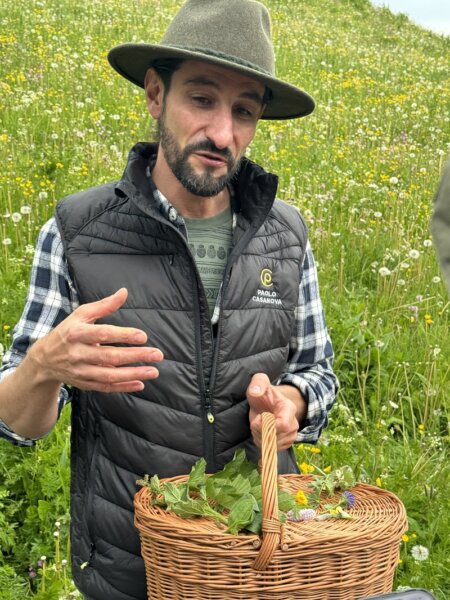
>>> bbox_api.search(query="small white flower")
[2,238,12,245]
[50,133,59,140]
[432,276,441,284]
[408,249,420,259]
[55,521,61,528]
[11,212,21,223]
[61,559,68,567]
[389,401,399,409]
[379,267,391,277]
[53,531,60,537]
[397,279,406,286]
[38,191,48,200]
[423,239,432,247]
[389,176,399,184]
[375,340,385,348]
[374,211,382,219]
[20,205,31,215]
[411,545,429,561]
[40,555,47,562]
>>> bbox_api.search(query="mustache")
[184,140,235,167]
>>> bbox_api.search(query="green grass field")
[0,0,449,598]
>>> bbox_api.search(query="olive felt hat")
[107,0,315,120]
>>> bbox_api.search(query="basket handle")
[252,412,282,571]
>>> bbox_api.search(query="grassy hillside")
[0,0,449,598]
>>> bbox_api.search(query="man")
[0,1,338,598]
[431,159,450,294]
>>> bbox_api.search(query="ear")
[144,68,164,118]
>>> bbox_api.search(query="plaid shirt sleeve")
[0,218,78,446]
[277,240,339,444]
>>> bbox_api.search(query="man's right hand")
[30,288,163,393]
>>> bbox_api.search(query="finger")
[75,288,129,324]
[68,322,148,346]
[80,344,163,367]
[69,364,160,388]
[247,374,275,414]
[79,379,147,394]
[247,372,271,397]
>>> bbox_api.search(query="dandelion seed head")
[411,545,429,561]
[408,249,420,259]
[378,267,391,277]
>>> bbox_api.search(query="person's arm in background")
[0,219,162,443]
[247,241,338,450]
[431,159,450,294]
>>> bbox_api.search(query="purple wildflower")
[28,566,37,578]
[299,509,316,521]
[343,490,356,508]
[287,508,316,522]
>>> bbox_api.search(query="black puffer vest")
[55,143,308,600]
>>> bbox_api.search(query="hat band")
[164,44,273,77]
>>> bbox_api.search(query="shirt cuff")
[276,372,332,444]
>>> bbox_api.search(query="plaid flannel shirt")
[0,182,338,447]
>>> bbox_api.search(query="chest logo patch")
[260,268,273,288]
[253,268,283,306]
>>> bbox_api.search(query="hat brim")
[107,43,315,120]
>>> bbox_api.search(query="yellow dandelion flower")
[418,424,425,433]
[323,466,332,473]
[299,462,315,474]
[3,325,10,332]
[295,490,308,506]
[402,534,409,543]
[376,477,382,487]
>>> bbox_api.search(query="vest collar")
[115,142,279,233]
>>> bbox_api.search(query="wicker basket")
[134,413,407,600]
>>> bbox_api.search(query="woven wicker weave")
[134,413,407,599]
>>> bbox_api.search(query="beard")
[158,111,242,197]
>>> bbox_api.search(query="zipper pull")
[204,388,215,424]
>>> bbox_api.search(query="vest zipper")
[204,387,215,424]
[208,224,257,407]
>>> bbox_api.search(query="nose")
[204,106,234,150]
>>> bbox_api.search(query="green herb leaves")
[137,452,358,533]
[138,449,297,535]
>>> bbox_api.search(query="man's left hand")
[246,373,307,451]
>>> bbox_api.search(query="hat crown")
[161,0,275,76]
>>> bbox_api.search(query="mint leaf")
[227,494,256,534]
[188,458,207,491]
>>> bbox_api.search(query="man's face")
[156,60,266,197]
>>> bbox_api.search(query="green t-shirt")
[184,207,233,315]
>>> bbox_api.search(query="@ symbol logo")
[260,268,273,288]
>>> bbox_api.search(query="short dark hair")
[152,57,273,108]
[151,58,184,95]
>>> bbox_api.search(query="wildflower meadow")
[0,0,449,598]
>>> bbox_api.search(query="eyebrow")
[183,76,265,105]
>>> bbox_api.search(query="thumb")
[78,288,129,323]
[247,373,274,411]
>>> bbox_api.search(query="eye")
[191,95,212,107]
[235,105,257,120]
